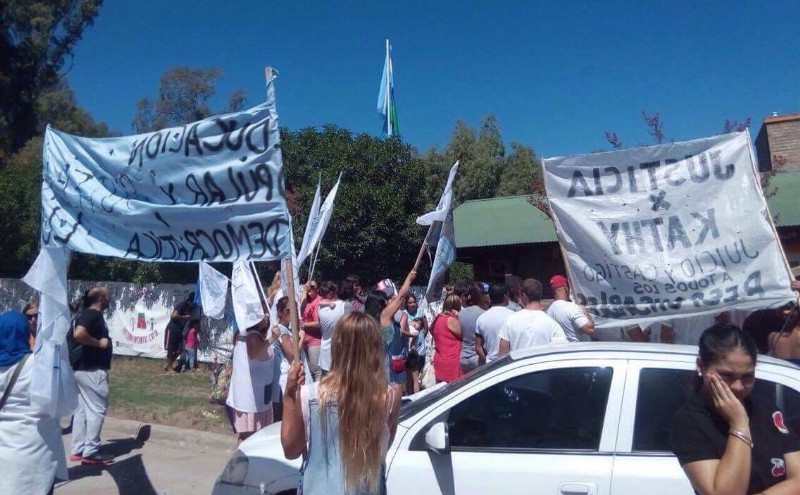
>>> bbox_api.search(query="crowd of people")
[2,269,799,494]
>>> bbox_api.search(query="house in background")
[755,112,800,171]
[454,113,800,285]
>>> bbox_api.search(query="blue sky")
[66,1,800,158]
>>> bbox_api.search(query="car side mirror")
[425,421,450,455]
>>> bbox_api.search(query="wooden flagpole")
[413,222,436,271]
[283,257,302,364]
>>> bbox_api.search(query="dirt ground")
[108,356,232,434]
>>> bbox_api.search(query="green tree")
[0,82,116,278]
[497,142,541,196]
[0,0,103,160]
[281,127,427,283]
[132,67,246,133]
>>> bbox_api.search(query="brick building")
[755,112,800,171]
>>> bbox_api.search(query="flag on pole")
[198,261,229,319]
[418,162,460,302]
[231,261,265,332]
[425,210,456,303]
[308,173,343,264]
[376,39,399,137]
[297,180,322,267]
[417,161,459,226]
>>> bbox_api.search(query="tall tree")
[497,142,541,196]
[132,67,245,133]
[0,0,103,160]
[281,126,427,283]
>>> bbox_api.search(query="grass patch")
[108,356,231,434]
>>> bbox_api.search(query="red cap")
[549,275,569,289]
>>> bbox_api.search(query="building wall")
[755,115,800,171]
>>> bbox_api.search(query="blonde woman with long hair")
[282,312,402,495]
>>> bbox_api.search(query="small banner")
[40,82,291,262]
[543,131,794,328]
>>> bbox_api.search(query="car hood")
[237,422,303,492]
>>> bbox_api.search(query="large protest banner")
[24,71,291,417]
[41,99,291,262]
[543,131,794,328]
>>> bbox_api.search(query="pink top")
[185,328,198,348]
[302,295,322,345]
[432,312,462,383]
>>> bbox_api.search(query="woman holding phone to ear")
[670,324,800,495]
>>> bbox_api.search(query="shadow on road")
[64,425,157,494]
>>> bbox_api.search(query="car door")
[612,359,800,495]
[611,360,696,495]
[387,358,626,495]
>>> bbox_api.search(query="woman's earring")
[697,371,702,377]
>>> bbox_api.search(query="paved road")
[55,417,235,495]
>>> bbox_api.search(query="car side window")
[633,369,800,452]
[753,379,800,434]
[447,367,613,451]
[632,368,694,452]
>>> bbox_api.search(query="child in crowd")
[183,319,200,372]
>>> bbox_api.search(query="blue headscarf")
[0,311,32,367]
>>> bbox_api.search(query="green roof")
[454,170,800,249]
[454,195,557,248]
[767,170,800,228]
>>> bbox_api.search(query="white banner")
[417,161,459,226]
[198,261,229,319]
[296,182,321,267]
[40,81,291,263]
[543,131,794,328]
[307,173,342,256]
[0,279,234,364]
[231,261,265,331]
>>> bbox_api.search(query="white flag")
[198,261,229,320]
[417,161,459,226]
[231,261,264,332]
[296,181,322,267]
[307,173,342,255]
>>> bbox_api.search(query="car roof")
[508,342,800,371]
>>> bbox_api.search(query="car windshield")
[398,355,512,422]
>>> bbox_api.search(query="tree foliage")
[132,66,245,133]
[0,0,103,160]
[281,127,427,283]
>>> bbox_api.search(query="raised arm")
[381,270,417,326]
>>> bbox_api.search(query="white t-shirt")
[499,309,567,351]
[594,325,640,342]
[318,300,348,371]
[669,314,718,346]
[475,305,515,363]
[546,299,590,342]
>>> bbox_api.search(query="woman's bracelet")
[729,430,754,448]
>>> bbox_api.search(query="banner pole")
[413,223,434,271]
[283,257,302,364]
[308,243,321,283]
[249,261,270,311]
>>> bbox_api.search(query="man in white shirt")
[475,283,515,364]
[545,275,595,342]
[663,313,720,346]
[498,278,567,356]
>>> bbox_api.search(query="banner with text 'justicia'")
[543,131,794,329]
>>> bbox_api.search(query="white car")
[212,343,800,495]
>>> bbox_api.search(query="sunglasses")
[26,313,39,320]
